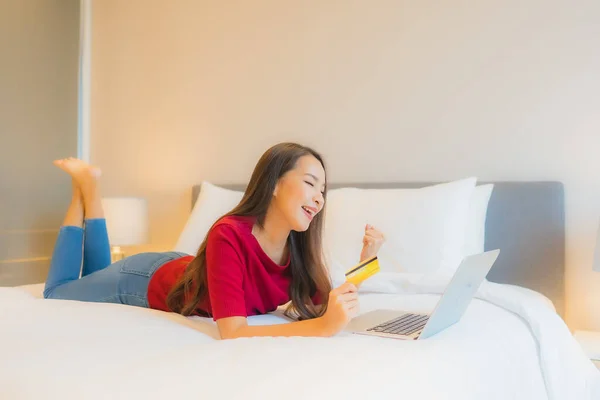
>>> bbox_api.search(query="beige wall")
[91,0,600,332]
[0,0,80,286]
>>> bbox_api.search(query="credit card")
[345,256,380,286]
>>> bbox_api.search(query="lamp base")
[111,246,125,263]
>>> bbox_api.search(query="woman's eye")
[305,181,314,187]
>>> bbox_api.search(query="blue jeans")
[43,218,188,307]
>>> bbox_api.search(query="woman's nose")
[313,193,324,208]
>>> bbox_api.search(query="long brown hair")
[166,142,332,320]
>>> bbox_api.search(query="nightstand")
[574,330,600,369]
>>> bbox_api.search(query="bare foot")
[54,158,105,219]
[53,157,102,179]
[53,157,102,182]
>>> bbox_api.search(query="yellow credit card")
[345,256,380,286]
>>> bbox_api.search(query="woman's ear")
[273,182,279,197]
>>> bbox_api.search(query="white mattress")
[1,280,599,400]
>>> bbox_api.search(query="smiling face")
[271,155,326,232]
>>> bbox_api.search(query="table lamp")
[101,197,149,262]
[594,221,600,273]
[573,221,600,365]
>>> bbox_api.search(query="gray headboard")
[192,182,565,316]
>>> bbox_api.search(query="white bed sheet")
[1,281,598,400]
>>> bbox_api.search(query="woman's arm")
[359,224,386,262]
[215,282,359,339]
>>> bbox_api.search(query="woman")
[44,142,385,339]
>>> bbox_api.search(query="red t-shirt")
[146,215,321,320]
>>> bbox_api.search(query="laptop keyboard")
[367,313,429,336]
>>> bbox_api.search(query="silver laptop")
[345,249,500,340]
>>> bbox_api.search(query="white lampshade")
[594,220,600,272]
[101,197,149,246]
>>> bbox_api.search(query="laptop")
[344,249,500,340]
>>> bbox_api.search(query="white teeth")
[302,206,313,215]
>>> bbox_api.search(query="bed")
[1,179,599,400]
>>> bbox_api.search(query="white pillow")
[463,184,494,257]
[173,180,488,275]
[173,182,243,255]
[322,177,477,285]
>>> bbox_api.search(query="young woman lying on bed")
[43,142,385,339]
